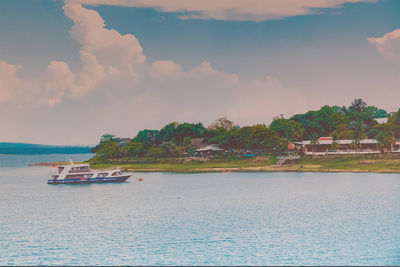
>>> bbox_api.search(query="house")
[195,144,225,157]
[300,136,380,155]
[393,140,400,152]
[374,117,388,124]
[118,138,132,148]
[191,137,207,148]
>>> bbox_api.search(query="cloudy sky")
[0,0,399,145]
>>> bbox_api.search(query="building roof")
[288,142,296,150]
[318,137,332,142]
[191,137,205,147]
[374,118,388,124]
[119,138,132,142]
[195,144,224,152]
[302,139,379,145]
[118,138,132,147]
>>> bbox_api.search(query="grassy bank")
[87,154,400,173]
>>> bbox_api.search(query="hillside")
[0,142,92,155]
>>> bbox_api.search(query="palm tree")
[310,134,319,156]
[331,136,339,153]
[352,128,362,153]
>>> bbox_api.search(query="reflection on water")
[0,156,399,265]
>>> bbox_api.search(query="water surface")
[0,155,399,265]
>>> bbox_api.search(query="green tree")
[269,117,304,141]
[388,109,400,139]
[208,117,236,132]
[310,133,319,154]
[100,133,117,142]
[331,134,340,151]
[330,124,354,140]
[372,123,394,152]
[160,142,179,157]
[133,130,159,146]
[146,147,164,158]
[352,126,365,151]
[183,136,192,149]
[291,105,347,139]
[121,141,144,157]
[349,98,367,112]
[347,98,376,136]
[91,133,118,155]
[174,122,208,146]
[95,140,119,158]
[157,122,179,144]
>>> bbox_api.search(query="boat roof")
[59,163,90,167]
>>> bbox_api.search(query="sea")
[0,154,399,265]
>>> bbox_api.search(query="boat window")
[111,172,121,176]
[97,173,108,177]
[58,167,64,174]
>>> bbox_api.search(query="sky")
[0,0,400,145]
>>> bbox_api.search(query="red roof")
[318,137,332,141]
[288,142,295,150]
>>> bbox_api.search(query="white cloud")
[368,28,400,64]
[0,2,325,120]
[67,0,376,21]
[0,60,75,106]
[41,61,75,106]
[150,60,182,77]
[0,2,382,145]
[0,61,20,102]
[63,2,146,98]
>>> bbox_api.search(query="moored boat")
[47,159,133,184]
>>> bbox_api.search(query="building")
[195,144,225,157]
[191,137,207,148]
[298,137,380,155]
[374,117,388,124]
[118,138,132,148]
[394,140,400,152]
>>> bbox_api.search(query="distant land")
[0,142,92,155]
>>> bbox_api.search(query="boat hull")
[47,175,131,184]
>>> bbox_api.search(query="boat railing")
[94,168,121,172]
[68,169,92,173]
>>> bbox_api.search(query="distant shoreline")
[0,142,92,155]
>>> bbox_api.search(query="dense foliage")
[92,99,400,158]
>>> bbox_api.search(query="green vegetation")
[88,155,277,172]
[89,98,400,172]
[87,154,400,173]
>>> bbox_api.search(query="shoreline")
[29,160,400,174]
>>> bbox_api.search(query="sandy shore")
[29,161,70,167]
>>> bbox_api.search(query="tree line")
[92,99,400,158]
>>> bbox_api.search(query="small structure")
[300,136,380,155]
[195,144,225,158]
[276,155,301,165]
[118,138,132,148]
[288,142,296,151]
[392,140,400,152]
[191,138,207,148]
[374,117,388,124]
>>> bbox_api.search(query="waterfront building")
[297,137,380,155]
[195,144,225,157]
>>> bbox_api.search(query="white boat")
[47,159,133,184]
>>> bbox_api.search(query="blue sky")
[0,0,400,145]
